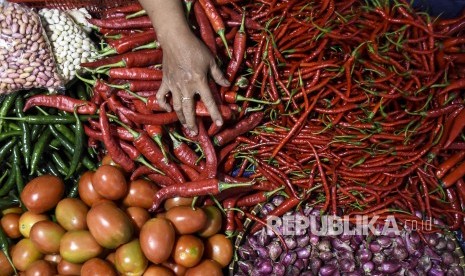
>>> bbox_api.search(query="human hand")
[156,32,230,135]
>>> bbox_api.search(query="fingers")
[181,90,197,135]
[172,88,186,126]
[198,81,224,127]
[156,82,172,112]
[210,61,230,87]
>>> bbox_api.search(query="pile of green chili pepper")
[0,84,98,208]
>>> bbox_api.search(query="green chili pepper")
[30,128,52,175]
[49,139,61,149]
[15,98,32,169]
[67,110,84,179]
[76,82,88,101]
[0,92,19,132]
[0,195,20,211]
[48,125,96,171]
[44,162,60,177]
[0,225,16,275]
[51,152,68,176]
[0,162,16,197]
[0,130,22,141]
[12,145,24,194]
[55,124,76,144]
[5,122,20,131]
[0,115,98,124]
[30,124,44,142]
[0,139,17,162]
[67,178,79,198]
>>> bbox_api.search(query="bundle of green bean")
[0,85,98,208]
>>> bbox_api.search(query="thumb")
[210,61,230,87]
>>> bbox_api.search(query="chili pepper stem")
[75,73,97,87]
[132,41,160,51]
[135,156,165,175]
[218,181,254,192]
[236,94,281,105]
[98,48,118,57]
[95,60,127,71]
[126,9,147,19]
[104,34,122,40]
[218,29,231,58]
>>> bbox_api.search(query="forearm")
[138,0,192,45]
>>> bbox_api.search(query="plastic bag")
[39,8,98,83]
[0,1,64,94]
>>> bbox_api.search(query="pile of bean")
[0,85,98,209]
[234,197,464,275]
[0,2,63,93]
[39,8,98,82]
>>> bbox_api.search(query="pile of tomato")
[0,157,232,275]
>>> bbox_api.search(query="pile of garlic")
[38,8,98,83]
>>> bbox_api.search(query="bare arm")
[138,0,229,135]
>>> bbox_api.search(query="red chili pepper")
[197,119,217,179]
[444,107,465,148]
[99,103,135,172]
[131,130,185,184]
[110,80,161,93]
[104,3,143,14]
[150,179,252,212]
[147,174,176,188]
[224,12,246,84]
[441,160,465,188]
[130,165,159,181]
[445,188,462,230]
[108,68,163,81]
[194,1,217,56]
[249,196,300,234]
[81,49,162,69]
[170,131,205,173]
[23,95,97,115]
[223,194,242,236]
[102,30,158,56]
[236,187,284,207]
[213,112,264,146]
[89,16,153,30]
[198,0,230,55]
[179,164,201,181]
[436,151,465,179]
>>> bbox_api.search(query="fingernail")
[190,129,198,136]
[216,120,223,126]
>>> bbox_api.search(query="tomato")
[144,265,175,276]
[29,220,65,254]
[57,259,82,275]
[197,206,222,238]
[18,212,49,238]
[60,230,103,264]
[115,239,148,275]
[162,259,188,276]
[87,201,133,249]
[55,198,88,231]
[122,179,158,209]
[164,197,194,210]
[11,238,43,271]
[105,252,116,266]
[78,171,104,207]
[44,254,62,265]
[0,251,15,276]
[81,258,117,276]
[165,206,207,235]
[92,165,128,200]
[139,218,175,264]
[101,154,121,168]
[20,175,64,214]
[172,235,204,268]
[1,213,21,239]
[204,234,233,268]
[125,206,150,234]
[24,260,57,276]
[184,259,222,276]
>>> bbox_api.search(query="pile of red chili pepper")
[22,0,465,235]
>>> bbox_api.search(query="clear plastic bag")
[39,8,98,83]
[0,0,64,94]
